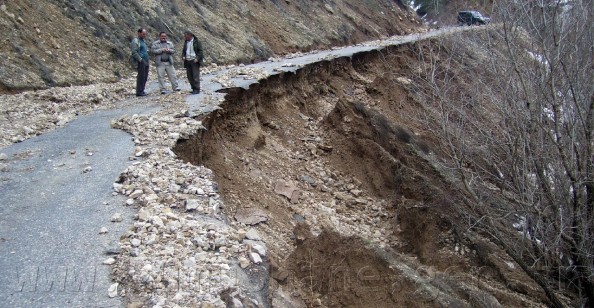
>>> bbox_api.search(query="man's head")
[159,32,167,43]
[137,28,147,39]
[183,30,193,41]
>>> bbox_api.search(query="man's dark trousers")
[136,61,149,95]
[185,60,200,92]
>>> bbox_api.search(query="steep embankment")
[171,30,552,306]
[0,0,422,91]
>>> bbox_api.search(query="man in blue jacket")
[130,28,150,97]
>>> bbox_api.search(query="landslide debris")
[172,41,550,306]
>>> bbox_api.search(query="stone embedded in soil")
[249,252,263,264]
[238,256,250,269]
[247,241,267,257]
[186,199,200,211]
[245,228,261,241]
[129,189,143,199]
[137,208,150,221]
[237,229,247,241]
[130,238,141,247]
[290,190,302,204]
[274,180,300,201]
[234,208,268,225]
[299,175,317,186]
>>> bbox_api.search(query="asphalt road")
[0,26,473,308]
[0,104,167,307]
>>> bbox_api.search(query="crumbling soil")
[283,230,420,307]
[174,41,550,307]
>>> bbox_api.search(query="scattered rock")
[245,228,261,241]
[238,256,250,269]
[104,240,122,255]
[299,175,317,186]
[186,199,200,211]
[137,208,150,221]
[234,208,268,225]
[396,77,412,85]
[264,121,280,130]
[236,229,247,241]
[249,252,262,264]
[99,227,108,234]
[110,213,122,222]
[129,189,143,199]
[130,238,141,247]
[112,183,123,193]
[95,9,115,24]
[274,180,301,203]
[246,241,267,257]
[272,287,306,308]
[108,282,119,298]
[316,144,333,152]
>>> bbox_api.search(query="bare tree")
[405,0,593,306]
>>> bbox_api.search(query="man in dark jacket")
[130,28,150,97]
[182,30,204,94]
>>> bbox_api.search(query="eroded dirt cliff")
[172,34,552,307]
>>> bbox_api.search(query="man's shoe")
[174,88,181,92]
[136,93,148,97]
[161,90,167,94]
[191,90,200,94]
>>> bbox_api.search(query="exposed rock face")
[0,0,422,91]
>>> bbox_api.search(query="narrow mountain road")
[0,25,476,307]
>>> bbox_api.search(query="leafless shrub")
[404,1,594,307]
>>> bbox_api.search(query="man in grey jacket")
[151,32,180,94]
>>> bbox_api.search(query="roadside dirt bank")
[174,42,550,307]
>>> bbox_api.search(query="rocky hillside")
[0,0,422,92]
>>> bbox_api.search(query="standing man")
[151,32,181,94]
[182,30,204,94]
[130,28,150,97]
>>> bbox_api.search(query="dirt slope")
[173,36,553,306]
[0,0,422,91]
